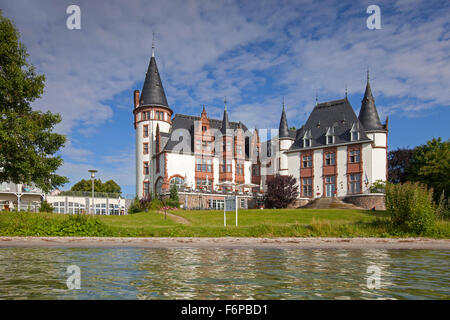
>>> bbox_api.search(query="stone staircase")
[301,197,363,209]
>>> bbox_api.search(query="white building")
[132,52,388,209]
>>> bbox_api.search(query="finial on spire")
[345,85,348,98]
[367,66,370,83]
[224,96,227,111]
[315,93,318,106]
[282,96,285,111]
[152,32,155,57]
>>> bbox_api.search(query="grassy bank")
[1,209,449,238]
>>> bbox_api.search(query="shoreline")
[0,237,449,249]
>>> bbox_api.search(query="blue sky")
[1,0,449,197]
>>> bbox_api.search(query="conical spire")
[139,51,170,109]
[279,97,289,138]
[358,70,384,131]
[220,97,230,135]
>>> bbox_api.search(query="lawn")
[1,209,449,238]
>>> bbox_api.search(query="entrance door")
[325,176,336,197]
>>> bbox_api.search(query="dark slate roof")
[163,114,249,153]
[358,80,385,131]
[220,107,231,135]
[139,56,170,109]
[278,105,290,138]
[289,98,371,151]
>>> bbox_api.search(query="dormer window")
[303,130,312,148]
[325,126,335,145]
[350,123,360,141]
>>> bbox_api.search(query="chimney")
[134,90,140,108]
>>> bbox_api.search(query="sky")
[1,0,449,197]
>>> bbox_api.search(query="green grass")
[1,209,449,238]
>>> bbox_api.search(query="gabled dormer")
[350,122,360,141]
[325,126,335,145]
[303,130,312,148]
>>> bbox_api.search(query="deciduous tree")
[264,174,299,208]
[0,12,68,192]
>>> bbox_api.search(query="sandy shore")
[0,237,449,249]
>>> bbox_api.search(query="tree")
[102,180,121,193]
[407,137,449,201]
[0,13,68,192]
[388,147,414,183]
[264,174,299,208]
[70,178,122,194]
[170,183,179,202]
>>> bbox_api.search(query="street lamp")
[88,169,98,215]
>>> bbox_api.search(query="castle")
[133,50,388,209]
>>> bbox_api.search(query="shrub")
[436,190,450,220]
[128,196,141,214]
[164,198,180,209]
[369,179,386,193]
[385,182,435,234]
[39,200,54,213]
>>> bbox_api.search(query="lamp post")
[88,169,98,215]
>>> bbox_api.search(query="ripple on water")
[0,248,448,300]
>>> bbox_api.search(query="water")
[0,248,448,299]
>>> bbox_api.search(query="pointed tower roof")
[358,70,384,131]
[139,54,170,109]
[220,98,230,135]
[279,98,289,138]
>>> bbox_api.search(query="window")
[236,163,244,175]
[252,164,260,176]
[196,158,212,172]
[143,125,149,137]
[350,123,360,141]
[220,159,226,173]
[240,198,245,208]
[209,199,224,209]
[226,141,232,152]
[155,179,163,194]
[236,145,243,155]
[202,126,207,132]
[170,176,185,189]
[303,138,311,148]
[326,135,333,144]
[325,176,336,184]
[349,173,361,193]
[143,143,149,154]
[143,181,150,196]
[302,178,312,197]
[144,162,149,175]
[326,126,335,145]
[220,159,232,173]
[349,150,360,163]
[325,152,335,166]
[196,179,212,190]
[302,155,312,168]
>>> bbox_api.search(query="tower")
[358,69,388,183]
[133,44,172,198]
[278,98,294,175]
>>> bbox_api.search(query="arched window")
[155,178,163,195]
[170,176,185,189]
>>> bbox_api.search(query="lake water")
[0,248,448,299]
